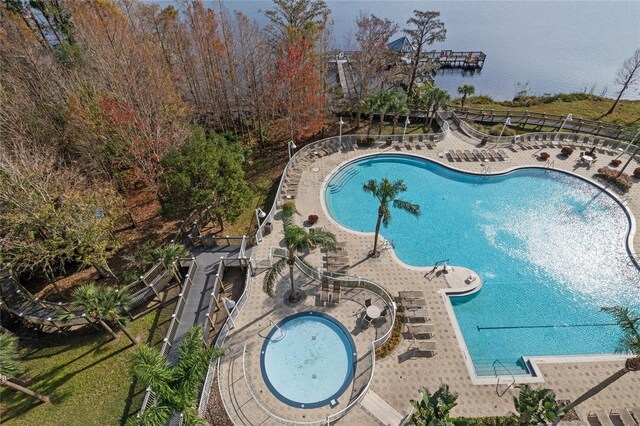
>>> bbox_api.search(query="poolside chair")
[332,283,341,303]
[379,307,389,319]
[464,150,476,161]
[403,308,430,322]
[399,290,424,300]
[497,149,510,161]
[411,339,437,357]
[485,150,496,161]
[364,298,372,308]
[609,409,637,426]
[406,324,436,338]
[445,151,454,161]
[405,299,427,310]
[319,288,330,305]
[588,411,615,426]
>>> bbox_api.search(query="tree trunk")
[407,45,423,96]
[94,263,116,280]
[46,270,67,301]
[605,88,625,116]
[370,210,384,257]
[392,116,398,135]
[287,256,297,302]
[0,375,50,404]
[378,112,384,136]
[119,325,138,345]
[367,115,374,135]
[427,106,437,130]
[461,95,466,108]
[563,367,629,413]
[96,318,118,340]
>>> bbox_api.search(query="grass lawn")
[458,96,640,128]
[0,295,176,426]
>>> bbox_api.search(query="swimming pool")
[260,312,356,408]
[324,154,640,376]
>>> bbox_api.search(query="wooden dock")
[420,50,486,69]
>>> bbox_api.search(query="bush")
[561,147,574,156]
[356,137,375,148]
[460,416,519,426]
[307,215,318,224]
[634,167,640,178]
[466,95,495,105]
[539,152,550,160]
[487,124,517,136]
[611,159,622,166]
[375,313,403,359]
[595,167,632,192]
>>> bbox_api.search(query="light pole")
[339,117,344,145]
[287,141,297,159]
[402,116,410,142]
[498,117,511,143]
[617,128,640,178]
[555,113,572,141]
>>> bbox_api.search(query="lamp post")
[402,116,410,143]
[555,113,572,141]
[617,128,640,178]
[221,297,236,328]
[287,141,297,159]
[498,117,511,143]
[339,117,344,145]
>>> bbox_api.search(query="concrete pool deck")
[216,130,640,424]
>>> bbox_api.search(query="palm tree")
[263,225,337,302]
[69,282,138,345]
[456,84,475,108]
[407,384,462,426]
[151,243,188,267]
[363,178,420,257]
[129,326,223,426]
[359,95,378,136]
[0,332,50,404]
[373,91,393,136]
[513,384,564,425]
[427,87,451,131]
[563,306,640,413]
[388,93,409,135]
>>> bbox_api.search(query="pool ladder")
[544,159,555,169]
[268,319,286,341]
[493,360,516,397]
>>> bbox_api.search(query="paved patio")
[217,130,640,424]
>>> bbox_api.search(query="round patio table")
[366,305,381,320]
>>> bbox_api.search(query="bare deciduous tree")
[404,10,446,96]
[604,49,640,116]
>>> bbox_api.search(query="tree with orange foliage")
[270,37,325,145]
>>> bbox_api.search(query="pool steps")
[327,164,361,193]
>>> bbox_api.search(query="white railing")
[453,112,637,152]
[254,125,449,244]
[196,257,253,418]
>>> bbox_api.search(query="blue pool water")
[325,154,640,376]
[260,312,356,407]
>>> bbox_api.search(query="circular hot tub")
[260,312,356,408]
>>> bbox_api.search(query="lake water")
[150,1,640,101]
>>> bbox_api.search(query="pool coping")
[318,151,638,385]
[259,311,357,409]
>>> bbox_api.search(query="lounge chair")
[405,299,427,310]
[485,150,496,161]
[456,150,468,161]
[588,411,614,426]
[332,284,341,303]
[403,308,429,321]
[446,151,455,161]
[473,150,485,161]
[411,339,437,356]
[364,298,372,308]
[319,288,330,305]
[497,149,510,161]
[406,324,436,338]
[399,291,424,300]
[464,150,476,161]
[610,409,637,426]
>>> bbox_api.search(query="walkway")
[167,246,244,364]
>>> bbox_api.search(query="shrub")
[460,416,519,426]
[375,313,403,359]
[356,137,375,148]
[561,147,573,156]
[611,159,622,166]
[539,152,550,160]
[634,167,640,178]
[487,124,517,136]
[307,214,318,224]
[595,167,632,192]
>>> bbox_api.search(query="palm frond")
[281,202,297,228]
[381,205,392,228]
[284,225,311,252]
[602,306,640,354]
[393,199,421,217]
[130,344,174,398]
[152,243,188,266]
[0,332,22,377]
[308,228,337,251]
[392,179,407,194]
[362,179,379,197]
[263,258,286,296]
[131,404,173,426]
